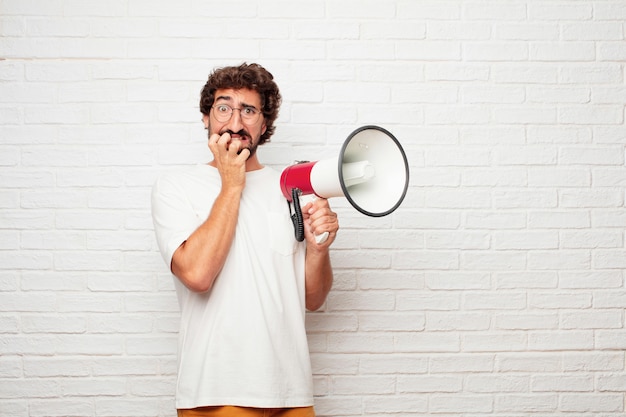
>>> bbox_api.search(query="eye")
[242,107,258,116]
[215,104,231,113]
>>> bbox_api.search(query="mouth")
[224,129,251,143]
[229,136,250,149]
[219,129,255,157]
[229,137,251,155]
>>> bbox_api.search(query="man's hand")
[302,198,338,249]
[208,132,250,190]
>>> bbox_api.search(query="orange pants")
[177,406,315,417]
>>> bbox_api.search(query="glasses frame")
[211,103,263,124]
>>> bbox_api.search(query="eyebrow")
[214,95,260,110]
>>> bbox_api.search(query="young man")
[151,63,339,417]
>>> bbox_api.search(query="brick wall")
[1,1,625,416]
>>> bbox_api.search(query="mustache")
[220,129,251,139]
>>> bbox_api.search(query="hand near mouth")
[208,131,250,190]
[222,129,252,156]
[227,137,248,155]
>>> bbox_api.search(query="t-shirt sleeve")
[151,173,200,270]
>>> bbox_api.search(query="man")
[151,63,339,417]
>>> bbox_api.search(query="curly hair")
[199,63,282,145]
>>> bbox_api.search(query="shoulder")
[244,166,279,186]
[154,164,216,188]
[152,165,220,204]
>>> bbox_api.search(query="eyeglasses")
[211,103,262,124]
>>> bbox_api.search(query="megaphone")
[280,125,409,242]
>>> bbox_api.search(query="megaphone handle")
[289,189,330,244]
[290,188,305,242]
[297,193,330,245]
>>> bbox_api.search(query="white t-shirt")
[151,164,312,409]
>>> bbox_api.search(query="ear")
[202,114,209,130]
[261,122,267,136]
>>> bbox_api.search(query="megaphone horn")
[280,125,410,242]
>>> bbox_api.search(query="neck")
[245,155,264,171]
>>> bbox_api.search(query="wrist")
[306,242,330,257]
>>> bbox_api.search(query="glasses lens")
[213,105,231,122]
[212,104,261,123]
[241,107,259,122]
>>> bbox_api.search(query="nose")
[225,108,244,133]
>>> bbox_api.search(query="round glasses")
[212,103,262,124]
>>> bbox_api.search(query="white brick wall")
[1,0,625,416]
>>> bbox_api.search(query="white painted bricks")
[1,1,625,416]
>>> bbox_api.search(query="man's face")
[203,88,267,158]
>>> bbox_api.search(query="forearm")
[301,198,338,310]
[305,247,334,311]
[171,187,242,292]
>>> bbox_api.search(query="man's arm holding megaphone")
[301,198,338,311]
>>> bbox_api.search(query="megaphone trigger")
[315,231,329,245]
